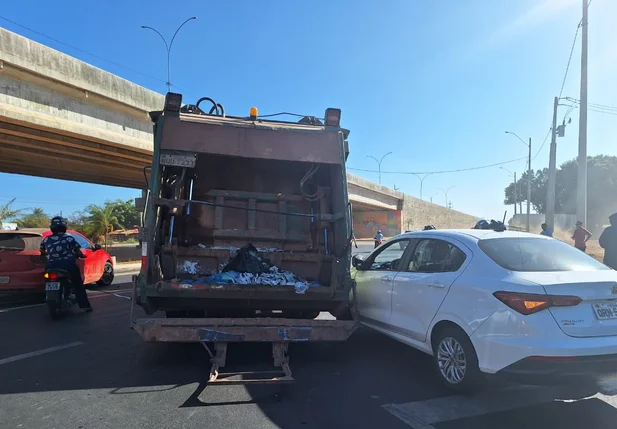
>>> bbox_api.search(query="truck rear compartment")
[147,152,352,313]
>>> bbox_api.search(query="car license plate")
[593,302,617,320]
[0,276,9,284]
[160,153,196,168]
[45,282,61,291]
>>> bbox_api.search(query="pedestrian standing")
[572,221,592,252]
[540,223,553,237]
[599,213,617,269]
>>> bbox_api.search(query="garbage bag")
[222,244,273,274]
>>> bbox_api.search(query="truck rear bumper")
[132,317,358,343]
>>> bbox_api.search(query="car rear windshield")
[478,237,610,272]
[0,233,42,251]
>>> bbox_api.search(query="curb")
[114,263,141,274]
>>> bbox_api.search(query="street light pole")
[505,131,532,232]
[411,173,432,200]
[437,186,455,207]
[366,152,392,185]
[141,17,197,92]
[500,167,517,215]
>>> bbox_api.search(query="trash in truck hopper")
[177,244,321,295]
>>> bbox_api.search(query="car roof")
[396,229,546,243]
[0,229,82,237]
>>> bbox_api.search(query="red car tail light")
[44,272,58,281]
[493,291,582,315]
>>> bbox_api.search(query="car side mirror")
[94,244,102,251]
[352,254,366,269]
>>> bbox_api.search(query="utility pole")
[527,137,532,233]
[577,0,589,225]
[514,172,517,215]
[505,131,532,232]
[546,96,559,231]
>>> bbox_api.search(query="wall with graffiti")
[353,210,402,238]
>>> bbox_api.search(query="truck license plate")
[45,282,61,291]
[160,154,196,168]
[0,276,9,284]
[593,302,617,320]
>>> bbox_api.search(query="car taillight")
[493,291,582,315]
[44,272,58,281]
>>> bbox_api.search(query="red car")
[0,228,115,295]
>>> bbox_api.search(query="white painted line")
[0,303,46,313]
[0,342,83,366]
[383,386,557,428]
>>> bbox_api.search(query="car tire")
[433,325,485,393]
[96,262,114,287]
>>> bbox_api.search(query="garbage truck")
[130,92,359,384]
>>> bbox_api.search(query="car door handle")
[429,282,445,288]
[380,275,392,282]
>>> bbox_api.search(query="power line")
[0,15,169,87]
[0,15,202,100]
[531,127,552,161]
[558,19,582,99]
[347,156,528,176]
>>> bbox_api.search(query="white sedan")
[352,229,617,392]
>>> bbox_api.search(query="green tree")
[66,211,90,235]
[105,199,140,229]
[0,198,22,225]
[504,155,617,230]
[84,204,123,249]
[16,208,50,228]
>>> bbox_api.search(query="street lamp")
[366,152,392,185]
[411,173,432,200]
[505,131,532,232]
[500,167,518,216]
[437,186,455,207]
[141,17,197,92]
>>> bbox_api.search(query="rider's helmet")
[377,230,382,234]
[423,225,436,231]
[50,216,67,234]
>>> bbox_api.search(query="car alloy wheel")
[437,336,467,384]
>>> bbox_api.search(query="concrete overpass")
[0,28,406,236]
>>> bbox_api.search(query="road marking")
[383,386,557,428]
[0,342,83,366]
[0,303,46,313]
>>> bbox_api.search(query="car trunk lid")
[0,232,45,273]
[515,270,617,338]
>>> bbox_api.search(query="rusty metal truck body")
[131,93,358,383]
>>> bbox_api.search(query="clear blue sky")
[1,0,615,220]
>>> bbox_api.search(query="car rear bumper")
[494,354,617,384]
[470,309,617,376]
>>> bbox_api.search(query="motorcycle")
[44,269,77,320]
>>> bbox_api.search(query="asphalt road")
[3,266,617,428]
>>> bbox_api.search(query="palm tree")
[0,198,22,226]
[85,204,122,250]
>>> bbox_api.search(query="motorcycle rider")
[40,217,92,312]
[374,230,384,248]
